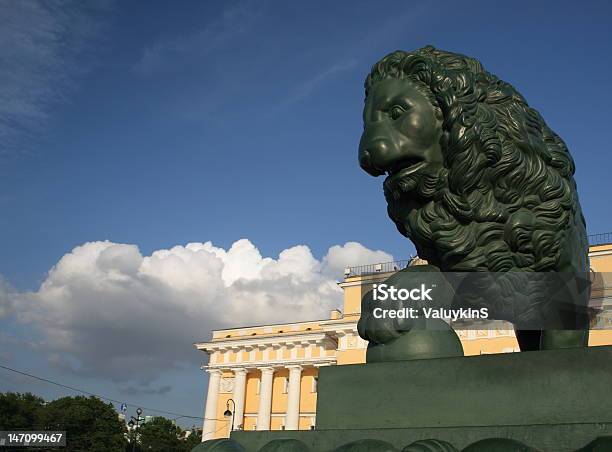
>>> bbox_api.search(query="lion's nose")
[359,149,385,177]
[359,138,390,177]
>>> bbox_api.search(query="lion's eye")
[390,105,406,120]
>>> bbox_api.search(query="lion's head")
[358,46,588,274]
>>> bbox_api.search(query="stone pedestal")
[316,345,612,430]
[194,346,612,452]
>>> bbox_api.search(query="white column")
[256,367,274,430]
[285,365,302,430]
[232,369,247,430]
[202,369,222,441]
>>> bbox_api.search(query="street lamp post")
[223,399,236,432]
[127,408,144,452]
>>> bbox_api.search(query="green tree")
[40,395,126,452]
[137,416,182,452]
[180,428,202,451]
[0,392,45,429]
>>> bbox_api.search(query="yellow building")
[195,241,612,441]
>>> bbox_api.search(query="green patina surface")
[191,48,609,452]
[357,46,591,354]
[222,424,612,451]
[316,346,612,430]
[192,347,612,451]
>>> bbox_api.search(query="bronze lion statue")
[357,46,590,357]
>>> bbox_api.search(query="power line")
[0,363,203,420]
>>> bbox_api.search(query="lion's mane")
[365,46,588,274]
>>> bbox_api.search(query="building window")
[282,377,289,394]
[311,377,318,393]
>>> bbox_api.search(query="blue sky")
[1,0,611,426]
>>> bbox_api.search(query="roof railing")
[344,259,411,278]
[344,232,612,278]
[588,232,612,246]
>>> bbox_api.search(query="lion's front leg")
[365,326,464,363]
[515,329,589,350]
[358,265,464,363]
[540,330,589,349]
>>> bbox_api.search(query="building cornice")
[319,319,358,336]
[589,249,612,257]
[194,332,337,354]
[199,319,332,338]
[203,356,337,371]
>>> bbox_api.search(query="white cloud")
[0,275,18,318]
[3,239,392,382]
